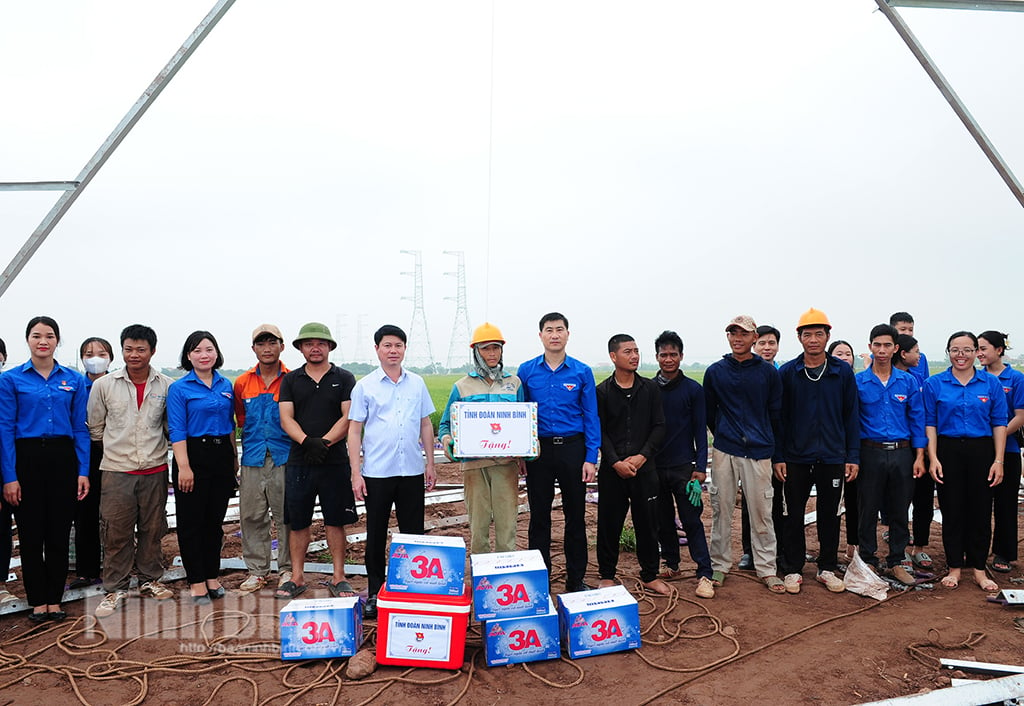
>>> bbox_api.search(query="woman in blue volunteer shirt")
[976,330,1024,574]
[167,331,237,605]
[0,317,90,622]
[923,331,1006,592]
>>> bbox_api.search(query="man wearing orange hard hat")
[438,323,525,554]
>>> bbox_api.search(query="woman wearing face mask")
[923,331,1006,591]
[167,331,237,604]
[975,330,1024,574]
[0,317,90,622]
[69,337,114,589]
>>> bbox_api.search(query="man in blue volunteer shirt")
[855,324,926,585]
[775,308,860,595]
[704,314,784,593]
[518,312,600,593]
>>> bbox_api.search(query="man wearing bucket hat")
[438,323,525,555]
[233,324,292,594]
[276,322,357,600]
[774,308,860,595]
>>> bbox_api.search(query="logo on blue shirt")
[562,383,577,391]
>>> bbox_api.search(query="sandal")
[990,556,1012,574]
[765,576,786,594]
[910,552,933,570]
[328,580,355,598]
[657,566,682,579]
[976,577,998,593]
[275,580,307,600]
[939,574,959,589]
[711,571,726,587]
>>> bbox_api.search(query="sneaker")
[139,581,173,600]
[0,588,18,605]
[277,571,293,588]
[95,590,128,617]
[783,573,803,594]
[695,576,715,599]
[239,574,267,593]
[737,553,754,571]
[657,565,682,579]
[891,562,915,586]
[816,571,845,593]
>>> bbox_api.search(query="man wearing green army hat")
[276,322,358,600]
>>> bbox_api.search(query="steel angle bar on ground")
[860,673,1024,705]
[940,658,1024,675]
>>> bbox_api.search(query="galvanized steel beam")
[876,0,1024,209]
[0,181,79,191]
[889,0,1024,10]
[0,0,236,299]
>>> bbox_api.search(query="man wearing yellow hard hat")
[438,323,525,555]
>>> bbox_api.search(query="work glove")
[686,478,703,507]
[301,436,330,464]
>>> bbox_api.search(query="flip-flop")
[275,580,307,600]
[765,576,786,594]
[328,580,356,598]
[940,574,959,589]
[990,557,1012,573]
[910,552,933,570]
[975,577,998,592]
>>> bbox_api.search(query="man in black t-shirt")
[276,322,357,600]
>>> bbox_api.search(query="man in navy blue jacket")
[704,315,784,593]
[774,308,860,595]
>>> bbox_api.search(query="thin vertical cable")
[484,0,496,320]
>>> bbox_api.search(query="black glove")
[301,436,330,464]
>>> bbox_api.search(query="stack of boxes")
[471,550,561,666]
[375,533,472,670]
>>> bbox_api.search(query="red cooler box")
[376,586,472,670]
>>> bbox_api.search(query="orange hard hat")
[796,307,832,331]
[470,322,505,347]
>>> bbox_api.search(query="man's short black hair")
[539,312,568,331]
[756,324,780,342]
[608,333,634,353]
[889,311,914,327]
[869,323,898,344]
[179,330,224,370]
[0,337,6,359]
[654,330,684,355]
[374,324,407,345]
[121,324,158,350]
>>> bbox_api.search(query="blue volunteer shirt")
[855,366,926,448]
[167,370,235,443]
[994,365,1024,454]
[908,352,930,388]
[0,360,91,483]
[923,367,1008,438]
[517,354,601,465]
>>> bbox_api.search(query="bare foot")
[598,579,616,589]
[972,569,997,593]
[643,578,673,596]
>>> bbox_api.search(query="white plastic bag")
[843,553,889,601]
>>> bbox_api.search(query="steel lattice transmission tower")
[401,250,437,371]
[444,250,471,372]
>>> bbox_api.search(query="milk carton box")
[386,533,466,596]
[483,596,560,666]
[471,549,550,620]
[280,596,362,660]
[557,585,641,659]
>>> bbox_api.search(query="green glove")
[686,478,703,507]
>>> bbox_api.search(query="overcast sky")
[1,1,1022,373]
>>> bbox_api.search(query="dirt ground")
[1,464,1022,705]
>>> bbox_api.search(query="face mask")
[83,356,110,375]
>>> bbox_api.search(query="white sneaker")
[239,574,267,593]
[784,573,803,594]
[139,581,173,600]
[816,571,845,593]
[695,576,715,599]
[95,590,129,617]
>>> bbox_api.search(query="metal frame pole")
[875,0,1024,209]
[0,0,237,299]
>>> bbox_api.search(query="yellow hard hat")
[796,307,832,331]
[470,322,505,347]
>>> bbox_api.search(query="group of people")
[0,307,1019,623]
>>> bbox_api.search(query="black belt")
[539,434,583,445]
[862,439,910,450]
[191,434,232,445]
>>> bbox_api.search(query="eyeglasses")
[947,348,975,355]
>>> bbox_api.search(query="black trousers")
[73,439,104,578]
[364,474,424,599]
[13,438,79,606]
[935,436,993,570]
[172,436,236,585]
[844,477,859,547]
[857,446,914,568]
[910,473,935,547]
[526,436,588,587]
[597,464,659,582]
[778,462,844,575]
[656,464,713,579]
[0,498,13,579]
[991,452,1022,561]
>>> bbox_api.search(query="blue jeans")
[657,464,712,579]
